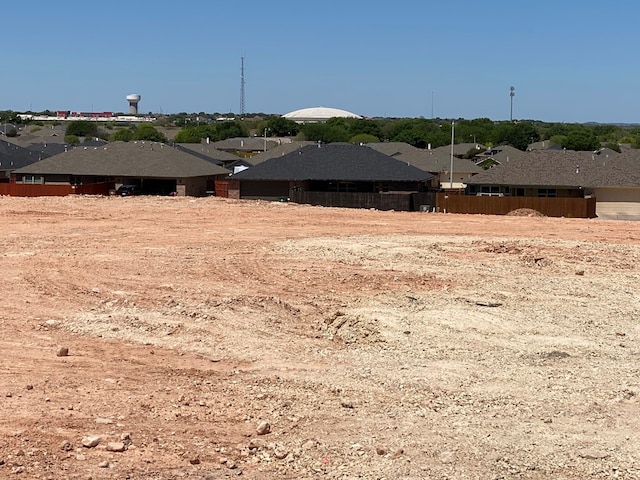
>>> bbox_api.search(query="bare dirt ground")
[1,195,639,480]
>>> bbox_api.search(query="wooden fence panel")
[290,192,415,211]
[0,184,73,196]
[0,183,114,197]
[214,180,229,198]
[74,183,114,195]
[436,194,596,218]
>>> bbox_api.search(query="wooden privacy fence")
[290,191,435,211]
[436,194,597,218]
[0,182,114,197]
[214,180,229,198]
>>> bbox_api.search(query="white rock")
[81,435,101,448]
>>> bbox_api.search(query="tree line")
[5,110,640,152]
[172,115,640,152]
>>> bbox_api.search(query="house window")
[481,186,502,194]
[23,175,44,184]
[538,188,556,197]
[329,182,356,193]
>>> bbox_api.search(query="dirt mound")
[506,207,546,217]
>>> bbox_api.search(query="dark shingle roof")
[466,149,640,188]
[174,143,241,164]
[248,141,316,165]
[232,144,433,182]
[590,150,640,187]
[212,137,278,152]
[472,145,527,164]
[367,142,482,174]
[0,140,44,170]
[13,141,230,178]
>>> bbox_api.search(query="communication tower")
[240,55,246,116]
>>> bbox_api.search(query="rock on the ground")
[256,421,271,435]
[56,346,69,357]
[81,435,101,448]
[106,441,126,452]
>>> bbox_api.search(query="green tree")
[562,130,600,151]
[215,121,248,140]
[393,127,431,149]
[64,134,80,144]
[300,123,350,143]
[265,117,299,137]
[132,124,167,142]
[548,135,566,146]
[110,128,134,142]
[603,142,621,153]
[348,119,382,140]
[174,125,214,143]
[492,122,539,150]
[66,120,98,138]
[350,133,379,144]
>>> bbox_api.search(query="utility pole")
[450,121,455,189]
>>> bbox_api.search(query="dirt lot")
[1,195,639,479]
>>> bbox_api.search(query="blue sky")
[2,1,639,123]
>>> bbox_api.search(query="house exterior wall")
[240,180,290,200]
[178,177,210,197]
[593,187,640,220]
[227,179,240,199]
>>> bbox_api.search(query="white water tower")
[126,94,141,115]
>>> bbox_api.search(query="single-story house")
[587,150,640,220]
[229,143,434,211]
[464,149,640,219]
[211,137,279,157]
[174,142,252,173]
[367,142,481,190]
[471,145,528,169]
[11,140,231,196]
[247,141,316,165]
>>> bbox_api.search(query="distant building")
[282,106,362,124]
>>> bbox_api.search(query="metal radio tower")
[240,55,246,116]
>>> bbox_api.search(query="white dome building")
[283,106,362,123]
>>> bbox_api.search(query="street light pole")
[450,121,455,190]
[263,127,268,152]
